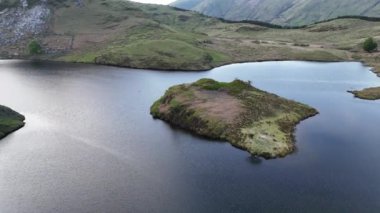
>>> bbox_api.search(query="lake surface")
[0,60,379,213]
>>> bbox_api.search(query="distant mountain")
[170,0,380,25]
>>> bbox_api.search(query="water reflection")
[247,156,263,165]
[0,60,379,213]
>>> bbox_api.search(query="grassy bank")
[349,87,380,100]
[0,105,25,139]
[151,78,318,159]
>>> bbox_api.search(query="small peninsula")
[0,105,25,139]
[151,79,318,159]
[349,87,380,100]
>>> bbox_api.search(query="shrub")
[192,78,252,95]
[363,37,378,52]
[28,40,42,55]
[203,53,213,63]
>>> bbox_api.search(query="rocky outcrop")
[0,0,50,46]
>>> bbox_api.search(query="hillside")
[0,0,379,74]
[171,0,380,26]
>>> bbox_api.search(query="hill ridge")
[171,0,380,26]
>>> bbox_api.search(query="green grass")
[193,78,252,94]
[61,37,230,70]
[97,39,219,69]
[60,52,100,63]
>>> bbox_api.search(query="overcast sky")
[130,0,174,4]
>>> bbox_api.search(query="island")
[0,105,25,139]
[349,87,380,100]
[151,79,318,159]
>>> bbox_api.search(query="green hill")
[171,0,380,26]
[0,0,379,75]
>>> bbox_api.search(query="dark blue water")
[0,60,379,212]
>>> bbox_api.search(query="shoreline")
[2,57,379,100]
[229,111,320,159]
[0,57,366,72]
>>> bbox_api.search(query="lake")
[0,60,379,212]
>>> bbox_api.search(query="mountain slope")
[171,0,380,25]
[0,0,379,74]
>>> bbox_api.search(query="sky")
[130,0,174,4]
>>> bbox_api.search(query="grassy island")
[349,87,380,100]
[151,79,318,159]
[0,105,25,139]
